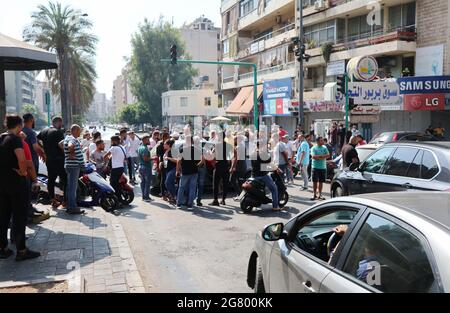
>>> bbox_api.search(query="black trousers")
[160,168,167,196]
[213,166,230,201]
[230,170,246,197]
[110,167,124,198]
[47,159,67,201]
[0,180,28,251]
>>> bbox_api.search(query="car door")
[344,147,396,195]
[321,210,442,293]
[377,147,421,192]
[268,204,365,293]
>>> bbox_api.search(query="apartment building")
[220,0,450,139]
[87,92,110,122]
[34,80,61,117]
[181,16,221,90]
[112,69,135,115]
[4,70,36,114]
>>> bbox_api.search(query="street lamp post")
[298,0,305,131]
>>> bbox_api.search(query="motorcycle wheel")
[240,197,254,214]
[278,191,289,208]
[100,194,119,212]
[119,189,135,205]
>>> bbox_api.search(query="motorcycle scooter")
[239,170,289,214]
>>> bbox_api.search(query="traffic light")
[290,38,310,62]
[337,75,346,94]
[348,98,358,111]
[170,44,177,65]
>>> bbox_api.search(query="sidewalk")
[0,205,145,293]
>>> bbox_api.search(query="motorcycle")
[78,163,120,213]
[118,174,134,205]
[239,171,289,214]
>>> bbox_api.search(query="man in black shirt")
[156,132,170,200]
[210,132,233,206]
[176,137,204,210]
[0,115,40,261]
[341,136,362,169]
[37,116,66,208]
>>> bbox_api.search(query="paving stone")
[87,284,106,293]
[106,284,128,293]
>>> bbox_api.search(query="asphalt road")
[117,180,331,293]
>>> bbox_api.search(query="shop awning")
[225,85,263,115]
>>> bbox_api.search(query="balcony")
[222,61,296,90]
[221,0,239,13]
[305,26,417,67]
[238,0,294,31]
[236,23,296,59]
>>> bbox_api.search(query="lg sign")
[404,94,445,111]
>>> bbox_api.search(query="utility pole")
[298,0,305,131]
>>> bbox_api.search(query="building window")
[304,20,336,45]
[204,97,211,106]
[180,97,188,107]
[389,2,416,31]
[348,11,384,41]
[223,39,230,55]
[240,0,256,18]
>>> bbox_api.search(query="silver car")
[247,192,450,293]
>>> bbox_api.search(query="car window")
[292,209,358,263]
[421,151,439,179]
[356,148,375,163]
[406,150,423,178]
[342,214,437,293]
[370,133,392,144]
[362,147,395,174]
[384,148,419,177]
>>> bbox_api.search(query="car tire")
[254,258,265,293]
[332,185,345,198]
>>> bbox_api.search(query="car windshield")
[356,148,377,162]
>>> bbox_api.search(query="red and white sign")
[403,93,445,111]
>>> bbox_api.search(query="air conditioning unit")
[314,0,326,10]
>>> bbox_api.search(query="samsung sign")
[397,76,450,94]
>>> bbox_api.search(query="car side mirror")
[349,163,360,172]
[262,223,286,241]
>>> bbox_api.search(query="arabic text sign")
[351,105,381,115]
[348,82,400,104]
[403,94,445,111]
[326,60,346,76]
[305,101,342,112]
[397,76,450,94]
[263,78,292,116]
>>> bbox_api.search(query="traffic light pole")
[298,0,305,131]
[162,59,260,129]
[345,73,349,130]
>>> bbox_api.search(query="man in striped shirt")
[64,125,85,215]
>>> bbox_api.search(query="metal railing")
[238,61,296,80]
[223,76,235,83]
[242,23,295,51]
[334,25,417,47]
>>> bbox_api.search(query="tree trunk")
[59,52,69,130]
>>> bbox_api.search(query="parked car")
[369,131,438,144]
[247,192,450,293]
[330,142,450,198]
[332,144,380,176]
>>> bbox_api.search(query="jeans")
[0,179,28,251]
[177,173,198,207]
[139,166,153,200]
[65,167,80,210]
[254,175,279,209]
[279,164,287,181]
[300,164,309,189]
[47,159,67,201]
[197,166,207,202]
[286,165,294,182]
[110,167,124,199]
[128,157,139,181]
[165,168,177,199]
[213,166,230,202]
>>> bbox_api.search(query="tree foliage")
[119,103,139,126]
[128,18,198,126]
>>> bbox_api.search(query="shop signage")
[415,45,444,76]
[326,60,346,76]
[403,93,445,111]
[304,101,342,112]
[263,78,292,116]
[250,42,259,54]
[348,82,400,104]
[397,76,450,94]
[347,56,378,81]
[351,105,381,115]
[350,114,380,124]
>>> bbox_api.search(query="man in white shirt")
[105,136,127,200]
[127,131,141,184]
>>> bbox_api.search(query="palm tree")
[24,1,98,128]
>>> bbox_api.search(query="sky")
[0,0,221,97]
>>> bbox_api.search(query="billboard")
[263,78,292,116]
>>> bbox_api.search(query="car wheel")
[254,258,265,293]
[278,191,289,208]
[240,197,254,214]
[332,185,344,198]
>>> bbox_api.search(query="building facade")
[87,92,111,122]
[112,69,135,115]
[181,16,222,90]
[34,80,61,118]
[220,0,450,139]
[4,70,36,114]
[162,89,224,127]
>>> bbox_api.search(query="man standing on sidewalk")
[296,134,311,191]
[37,117,66,208]
[138,134,153,202]
[63,125,85,215]
[176,136,203,210]
[310,137,330,201]
[127,131,141,185]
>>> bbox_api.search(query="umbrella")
[211,116,231,122]
[0,33,58,129]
